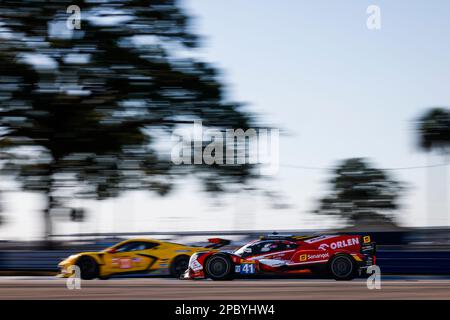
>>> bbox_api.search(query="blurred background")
[0,0,449,274]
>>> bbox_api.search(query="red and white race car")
[183,234,376,281]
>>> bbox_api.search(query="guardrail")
[0,250,78,271]
[376,250,450,274]
[1,249,450,274]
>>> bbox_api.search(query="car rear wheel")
[76,256,99,280]
[204,254,234,281]
[170,255,190,278]
[328,254,356,281]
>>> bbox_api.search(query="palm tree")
[416,107,450,226]
[417,108,450,153]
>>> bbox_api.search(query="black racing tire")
[170,255,190,278]
[328,254,356,281]
[204,253,234,281]
[75,256,99,280]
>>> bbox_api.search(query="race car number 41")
[239,263,256,274]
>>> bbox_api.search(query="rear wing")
[205,238,231,249]
[361,235,376,255]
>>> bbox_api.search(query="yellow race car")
[58,238,229,279]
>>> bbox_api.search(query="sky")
[1,0,450,240]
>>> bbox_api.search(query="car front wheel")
[76,256,99,280]
[170,255,190,278]
[204,254,234,281]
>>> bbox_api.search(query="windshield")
[234,240,297,258]
[106,241,159,252]
[234,242,257,257]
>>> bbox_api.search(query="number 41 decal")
[240,263,256,274]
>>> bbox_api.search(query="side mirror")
[106,248,116,253]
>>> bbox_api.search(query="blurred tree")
[316,158,404,225]
[416,107,450,225]
[417,107,450,155]
[0,0,258,241]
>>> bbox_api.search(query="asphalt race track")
[0,277,450,299]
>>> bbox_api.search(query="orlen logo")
[330,238,359,250]
[318,237,360,250]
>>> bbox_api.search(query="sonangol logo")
[308,253,329,260]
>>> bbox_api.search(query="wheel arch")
[327,252,357,266]
[170,253,191,264]
[204,251,235,266]
[77,253,104,265]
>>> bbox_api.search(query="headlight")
[189,253,203,271]
[189,253,199,264]
[59,254,79,265]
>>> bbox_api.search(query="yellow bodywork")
[57,238,213,278]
